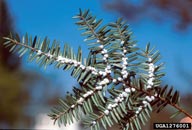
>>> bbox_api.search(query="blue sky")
[7,0,192,94]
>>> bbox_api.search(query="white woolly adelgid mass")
[3,9,185,130]
[146,58,155,89]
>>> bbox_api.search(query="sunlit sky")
[7,0,192,94]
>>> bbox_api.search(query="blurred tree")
[0,0,20,69]
[0,0,32,127]
[104,0,192,30]
[0,0,49,128]
[0,1,68,128]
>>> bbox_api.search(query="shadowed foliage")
[0,0,46,128]
[104,0,192,30]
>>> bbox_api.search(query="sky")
[6,0,192,95]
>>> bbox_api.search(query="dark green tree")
[0,0,46,128]
[0,0,25,126]
[2,9,192,130]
